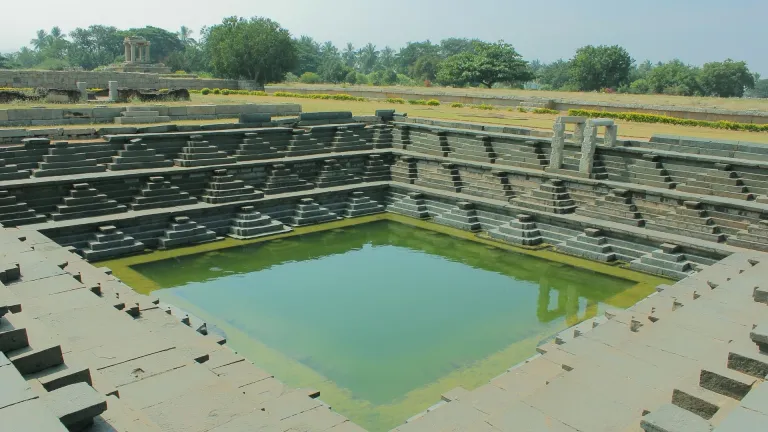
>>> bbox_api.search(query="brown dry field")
[3,94,768,144]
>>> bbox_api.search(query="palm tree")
[378,46,396,71]
[178,26,195,45]
[342,43,356,69]
[30,29,49,50]
[358,43,379,74]
[49,26,66,41]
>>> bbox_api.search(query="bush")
[299,72,323,84]
[221,89,231,95]
[189,89,201,94]
[517,106,528,113]
[284,72,299,83]
[272,91,367,102]
[426,99,441,106]
[473,104,496,110]
[532,108,560,114]
[174,70,187,75]
[396,74,416,86]
[568,109,768,133]
[450,102,464,108]
[344,70,358,85]
[250,90,268,96]
[408,99,428,105]
[212,88,221,94]
[386,98,407,104]
[201,88,211,95]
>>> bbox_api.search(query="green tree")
[292,35,321,75]
[746,79,768,98]
[570,45,633,91]
[30,29,49,50]
[67,25,123,70]
[437,40,533,88]
[0,54,10,69]
[412,54,441,81]
[536,59,572,89]
[177,26,195,45]
[439,38,477,57]
[357,43,379,74]
[698,59,755,97]
[377,46,396,72]
[318,58,350,83]
[644,59,702,96]
[205,16,297,84]
[396,41,439,75]
[342,43,357,69]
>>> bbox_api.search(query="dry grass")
[272,83,768,112]
[3,93,768,144]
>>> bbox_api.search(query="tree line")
[1,16,766,98]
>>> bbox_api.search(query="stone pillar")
[578,124,598,175]
[604,125,618,147]
[138,44,144,62]
[130,43,136,63]
[145,44,151,63]
[549,122,566,169]
[76,82,88,102]
[573,122,586,144]
[124,43,130,62]
[108,81,118,101]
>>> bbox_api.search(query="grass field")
[3,93,768,144]
[271,83,768,112]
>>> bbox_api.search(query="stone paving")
[1,110,768,431]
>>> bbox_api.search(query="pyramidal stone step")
[488,214,543,246]
[228,206,292,239]
[263,164,314,195]
[371,124,394,148]
[361,155,391,182]
[513,179,576,214]
[332,127,373,152]
[342,192,384,217]
[202,169,264,204]
[80,225,145,261]
[32,141,108,178]
[235,130,291,161]
[461,170,516,202]
[0,159,28,181]
[108,138,173,171]
[286,131,326,157]
[433,201,481,232]
[51,183,127,221]
[315,159,361,188]
[629,243,697,280]
[289,198,340,226]
[174,135,236,168]
[0,190,46,226]
[557,228,617,262]
[391,157,418,184]
[389,192,430,219]
[157,216,220,249]
[130,176,198,210]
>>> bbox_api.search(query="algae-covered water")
[132,220,637,431]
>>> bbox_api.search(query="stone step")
[114,116,171,124]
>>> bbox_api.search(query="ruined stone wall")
[0,69,257,90]
[268,85,768,125]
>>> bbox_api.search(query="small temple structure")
[107,36,171,73]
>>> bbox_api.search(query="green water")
[132,221,636,430]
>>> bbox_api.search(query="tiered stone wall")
[3,111,767,273]
[0,69,258,90]
[0,103,301,130]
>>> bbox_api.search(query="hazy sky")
[3,0,767,75]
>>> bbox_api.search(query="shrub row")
[197,88,267,96]
[532,108,560,114]
[385,98,406,104]
[569,109,768,132]
[273,91,367,101]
